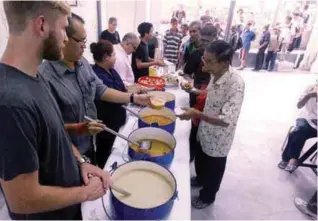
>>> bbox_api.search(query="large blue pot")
[138,107,176,134]
[148,91,176,110]
[127,127,176,168]
[110,161,178,220]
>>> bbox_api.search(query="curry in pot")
[141,115,173,126]
[131,139,172,157]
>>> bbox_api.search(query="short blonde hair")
[3,1,71,35]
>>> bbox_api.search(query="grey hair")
[122,32,139,44]
[108,17,117,24]
[189,20,202,30]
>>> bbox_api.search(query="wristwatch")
[130,93,135,104]
[78,155,91,165]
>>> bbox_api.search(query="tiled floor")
[190,69,317,220]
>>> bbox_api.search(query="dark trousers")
[282,118,317,162]
[73,207,83,220]
[194,143,227,203]
[264,51,277,71]
[96,125,121,168]
[254,49,266,70]
[308,191,317,214]
[189,122,199,162]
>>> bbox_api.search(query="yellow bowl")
[150,97,166,110]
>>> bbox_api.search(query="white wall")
[0,0,162,61]
[0,3,8,58]
[71,0,99,63]
[104,0,147,38]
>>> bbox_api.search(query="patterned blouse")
[197,67,245,157]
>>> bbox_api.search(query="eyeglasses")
[70,36,87,45]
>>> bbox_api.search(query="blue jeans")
[282,118,317,162]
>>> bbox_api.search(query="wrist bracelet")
[77,123,86,134]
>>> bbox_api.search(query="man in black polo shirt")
[100,17,121,44]
[132,22,165,82]
[181,24,218,162]
[253,24,270,71]
[0,1,110,220]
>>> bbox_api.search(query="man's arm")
[72,145,82,162]
[102,88,131,103]
[259,32,270,49]
[136,58,159,69]
[1,172,87,214]
[64,123,85,135]
[297,85,317,109]
[195,111,229,127]
[0,106,101,214]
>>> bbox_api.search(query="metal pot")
[127,127,176,168]
[110,161,178,220]
[138,107,176,134]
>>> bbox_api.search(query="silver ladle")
[84,116,152,151]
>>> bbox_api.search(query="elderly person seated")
[113,33,140,86]
[278,84,317,172]
[90,40,128,168]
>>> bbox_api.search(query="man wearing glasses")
[38,13,150,166]
[178,40,245,209]
[113,32,140,86]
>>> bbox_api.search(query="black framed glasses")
[70,36,87,44]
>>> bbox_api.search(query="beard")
[43,31,63,61]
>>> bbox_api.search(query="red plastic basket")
[137,76,165,90]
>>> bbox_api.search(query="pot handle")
[109,161,119,174]
[172,190,179,201]
[151,122,159,128]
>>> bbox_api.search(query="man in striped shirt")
[163,18,183,66]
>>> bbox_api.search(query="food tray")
[138,76,165,90]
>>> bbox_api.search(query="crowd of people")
[0,1,316,220]
[232,4,312,71]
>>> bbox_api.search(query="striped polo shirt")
[163,29,183,65]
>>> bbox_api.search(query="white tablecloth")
[81,87,192,220]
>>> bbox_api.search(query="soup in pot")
[142,115,173,126]
[112,169,174,208]
[131,139,172,157]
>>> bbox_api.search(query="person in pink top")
[113,33,140,86]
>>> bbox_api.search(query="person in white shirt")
[177,40,245,209]
[113,33,140,86]
[278,84,317,172]
[280,15,294,61]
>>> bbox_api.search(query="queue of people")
[234,3,311,72]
